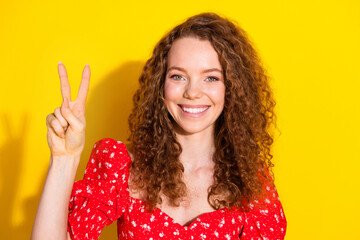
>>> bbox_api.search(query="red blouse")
[68,138,287,240]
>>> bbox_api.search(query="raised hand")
[46,62,90,157]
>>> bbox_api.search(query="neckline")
[128,195,227,228]
[123,142,229,228]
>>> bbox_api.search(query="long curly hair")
[128,12,276,211]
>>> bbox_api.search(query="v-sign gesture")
[46,62,90,157]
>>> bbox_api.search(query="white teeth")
[182,107,208,114]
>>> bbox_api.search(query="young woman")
[32,12,287,239]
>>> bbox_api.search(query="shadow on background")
[0,113,34,239]
[0,61,144,239]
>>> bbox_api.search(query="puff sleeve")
[241,173,287,240]
[67,138,131,240]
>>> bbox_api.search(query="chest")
[117,197,245,240]
[160,176,215,226]
[123,169,244,239]
[128,169,215,226]
[119,196,243,239]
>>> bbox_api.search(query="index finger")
[76,63,90,105]
[58,61,72,101]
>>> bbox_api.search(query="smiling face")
[164,37,226,135]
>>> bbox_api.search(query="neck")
[176,127,216,173]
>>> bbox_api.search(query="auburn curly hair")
[128,12,276,211]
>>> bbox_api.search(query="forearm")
[31,154,81,240]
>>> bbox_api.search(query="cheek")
[164,81,171,100]
[207,85,226,106]
[164,82,181,120]
[164,81,183,102]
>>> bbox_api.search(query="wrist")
[49,153,81,173]
[45,154,82,199]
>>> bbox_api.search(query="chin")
[174,123,214,136]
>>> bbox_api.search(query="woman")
[32,12,287,239]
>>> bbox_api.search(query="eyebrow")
[167,66,223,74]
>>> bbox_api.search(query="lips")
[182,106,208,113]
[178,104,210,114]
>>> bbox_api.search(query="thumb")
[61,97,83,132]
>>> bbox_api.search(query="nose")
[183,78,203,99]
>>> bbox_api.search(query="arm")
[31,62,90,240]
[32,154,80,240]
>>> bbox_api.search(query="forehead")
[167,37,222,71]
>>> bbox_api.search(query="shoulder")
[241,170,287,239]
[84,138,132,180]
[93,138,128,153]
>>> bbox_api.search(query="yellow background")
[0,0,359,239]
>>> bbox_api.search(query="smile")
[182,107,208,113]
[179,105,210,115]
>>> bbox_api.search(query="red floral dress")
[68,138,287,240]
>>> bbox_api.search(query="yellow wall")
[0,0,359,239]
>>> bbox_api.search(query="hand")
[46,62,90,157]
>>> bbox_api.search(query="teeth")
[182,107,208,114]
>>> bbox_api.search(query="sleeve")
[240,172,287,240]
[67,138,132,240]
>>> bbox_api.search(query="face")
[164,37,225,135]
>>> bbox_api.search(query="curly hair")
[127,12,276,211]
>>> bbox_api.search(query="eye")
[170,74,184,80]
[206,76,219,82]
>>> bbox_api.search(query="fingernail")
[58,61,63,64]
[85,63,89,66]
